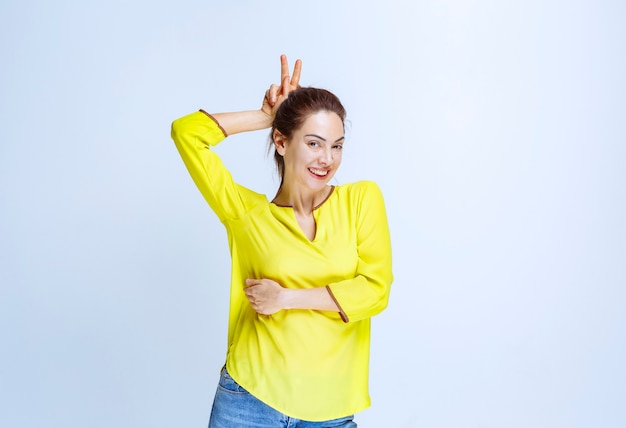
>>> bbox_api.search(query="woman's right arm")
[171,111,245,222]
[170,55,302,221]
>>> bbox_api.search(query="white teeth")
[309,168,328,176]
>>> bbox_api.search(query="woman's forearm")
[245,278,342,316]
[211,110,273,136]
[281,287,339,312]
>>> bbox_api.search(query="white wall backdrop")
[1,1,624,427]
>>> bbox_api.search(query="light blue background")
[1,1,624,427]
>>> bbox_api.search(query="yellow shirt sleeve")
[171,110,247,223]
[326,181,393,323]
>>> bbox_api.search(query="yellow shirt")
[171,111,393,421]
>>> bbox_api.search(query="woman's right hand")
[202,55,302,136]
[261,54,302,118]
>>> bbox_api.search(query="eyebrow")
[304,134,345,143]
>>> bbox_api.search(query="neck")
[272,183,332,214]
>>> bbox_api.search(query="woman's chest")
[228,204,358,286]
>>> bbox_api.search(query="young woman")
[171,55,393,427]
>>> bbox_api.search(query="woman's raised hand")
[262,54,302,118]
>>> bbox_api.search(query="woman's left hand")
[244,278,286,315]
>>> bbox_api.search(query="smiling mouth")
[308,167,329,177]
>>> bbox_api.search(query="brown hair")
[269,87,346,185]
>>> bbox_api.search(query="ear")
[273,129,288,156]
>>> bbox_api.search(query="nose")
[319,147,333,165]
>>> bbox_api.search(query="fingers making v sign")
[262,54,302,117]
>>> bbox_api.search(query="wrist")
[257,109,274,129]
[280,288,295,310]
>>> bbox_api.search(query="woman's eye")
[308,141,319,147]
[333,145,344,150]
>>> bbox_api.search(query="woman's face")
[278,111,344,192]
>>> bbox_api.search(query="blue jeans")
[208,368,358,428]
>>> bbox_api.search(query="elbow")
[370,272,393,317]
[349,280,392,323]
[170,118,184,142]
[171,112,198,142]
[348,293,389,323]
[370,289,390,317]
